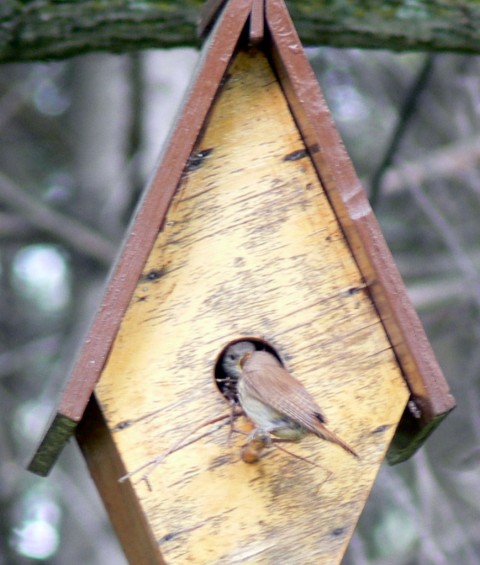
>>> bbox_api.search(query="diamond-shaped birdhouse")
[29,1,455,563]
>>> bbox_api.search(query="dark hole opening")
[214,337,282,404]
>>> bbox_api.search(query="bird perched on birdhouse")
[222,341,358,457]
[29,1,455,563]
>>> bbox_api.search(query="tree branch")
[377,135,480,197]
[0,171,117,265]
[2,1,480,63]
[0,334,61,378]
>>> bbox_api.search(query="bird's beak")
[239,353,251,369]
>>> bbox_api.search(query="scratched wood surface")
[95,50,410,564]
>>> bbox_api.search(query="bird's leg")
[256,418,307,443]
[241,429,330,472]
[245,427,272,445]
[240,423,289,463]
[119,410,240,485]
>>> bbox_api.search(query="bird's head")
[222,341,255,379]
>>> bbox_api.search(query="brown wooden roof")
[29,0,454,477]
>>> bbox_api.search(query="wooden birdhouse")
[29,1,455,563]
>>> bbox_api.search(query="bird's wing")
[242,351,328,432]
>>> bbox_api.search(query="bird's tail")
[314,422,358,458]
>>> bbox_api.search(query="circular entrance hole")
[214,338,283,404]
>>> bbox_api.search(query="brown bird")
[222,341,357,458]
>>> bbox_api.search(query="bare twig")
[0,212,33,237]
[119,411,241,485]
[407,277,466,311]
[0,334,62,378]
[402,175,480,313]
[119,405,330,488]
[378,135,480,197]
[415,450,479,563]
[370,55,435,207]
[0,171,117,266]
[271,442,331,473]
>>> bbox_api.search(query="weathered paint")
[95,50,409,564]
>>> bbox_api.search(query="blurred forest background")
[1,27,480,565]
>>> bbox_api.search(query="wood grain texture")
[28,0,253,476]
[267,0,455,438]
[95,49,409,564]
[76,396,164,565]
[57,0,252,423]
[29,0,454,478]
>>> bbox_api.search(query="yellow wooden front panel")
[95,50,409,564]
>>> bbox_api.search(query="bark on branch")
[1,1,480,63]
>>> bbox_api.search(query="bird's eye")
[228,354,236,361]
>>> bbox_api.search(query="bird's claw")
[246,429,272,446]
